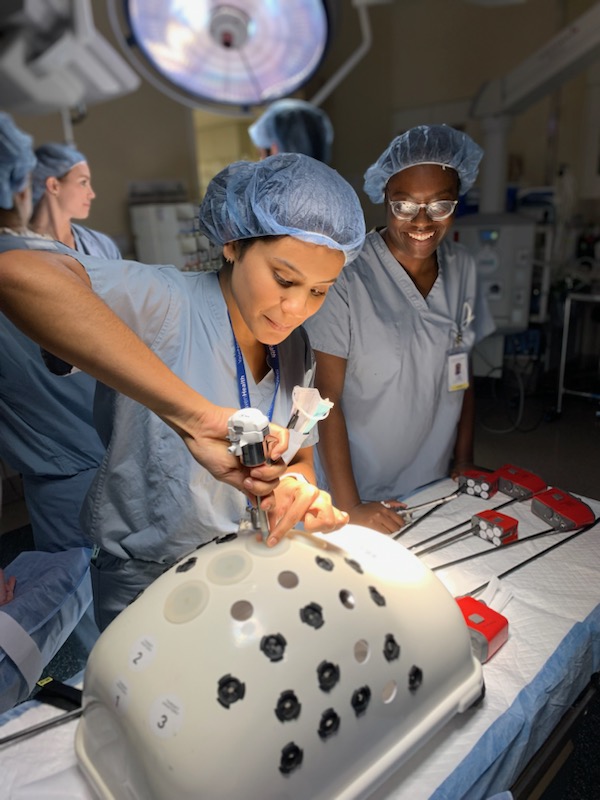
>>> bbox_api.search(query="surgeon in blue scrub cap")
[363,124,483,202]
[30,142,120,258]
[31,142,87,206]
[305,124,496,535]
[0,112,105,650]
[249,99,334,163]
[0,113,106,556]
[199,153,361,260]
[0,111,36,220]
[0,152,366,630]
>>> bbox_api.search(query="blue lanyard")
[229,316,280,421]
[229,316,280,521]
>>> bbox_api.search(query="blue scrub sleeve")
[304,276,352,359]
[69,254,173,348]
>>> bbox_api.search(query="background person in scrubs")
[0,112,104,650]
[249,99,334,164]
[0,569,16,605]
[0,112,106,555]
[0,153,366,630]
[304,124,495,534]
[30,142,121,258]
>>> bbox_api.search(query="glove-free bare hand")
[264,478,349,547]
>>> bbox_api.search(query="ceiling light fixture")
[107,0,338,116]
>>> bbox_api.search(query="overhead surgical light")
[107,0,338,115]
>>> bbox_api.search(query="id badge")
[447,349,469,392]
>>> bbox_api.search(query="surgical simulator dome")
[75,525,484,799]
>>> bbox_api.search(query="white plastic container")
[75,525,484,799]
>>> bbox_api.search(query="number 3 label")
[149,695,184,738]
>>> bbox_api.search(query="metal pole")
[557,292,572,414]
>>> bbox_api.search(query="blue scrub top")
[0,233,107,551]
[304,232,496,501]
[72,224,121,259]
[64,255,317,564]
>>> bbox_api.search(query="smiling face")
[382,164,459,273]
[54,161,96,221]
[222,236,345,347]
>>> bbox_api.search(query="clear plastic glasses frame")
[388,199,458,221]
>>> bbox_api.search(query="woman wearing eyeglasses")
[304,124,495,534]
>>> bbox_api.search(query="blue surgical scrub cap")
[363,124,483,203]
[31,142,87,206]
[0,112,36,210]
[248,100,334,164]
[198,153,365,265]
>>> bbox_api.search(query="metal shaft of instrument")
[413,525,478,557]
[393,502,438,539]
[393,488,468,540]
[431,526,556,571]
[256,498,270,541]
[396,490,462,519]
[407,496,518,551]
[0,707,82,750]
[459,518,599,599]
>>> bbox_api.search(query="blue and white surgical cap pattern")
[249,99,334,164]
[199,153,365,264]
[0,112,36,210]
[32,142,87,206]
[363,124,483,203]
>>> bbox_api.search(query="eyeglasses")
[388,199,458,221]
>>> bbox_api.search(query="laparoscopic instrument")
[226,391,333,541]
[434,491,597,663]
[0,677,82,750]
[406,464,548,553]
[392,469,499,537]
[455,513,599,663]
[394,467,594,664]
[391,466,596,666]
[415,484,595,559]
[227,408,272,541]
[429,487,597,571]
[415,509,520,557]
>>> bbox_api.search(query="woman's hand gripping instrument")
[227,408,271,541]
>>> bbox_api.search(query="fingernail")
[267,536,278,547]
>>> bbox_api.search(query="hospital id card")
[447,350,469,392]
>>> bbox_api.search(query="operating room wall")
[310,0,599,231]
[9,2,199,257]
[7,0,600,253]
